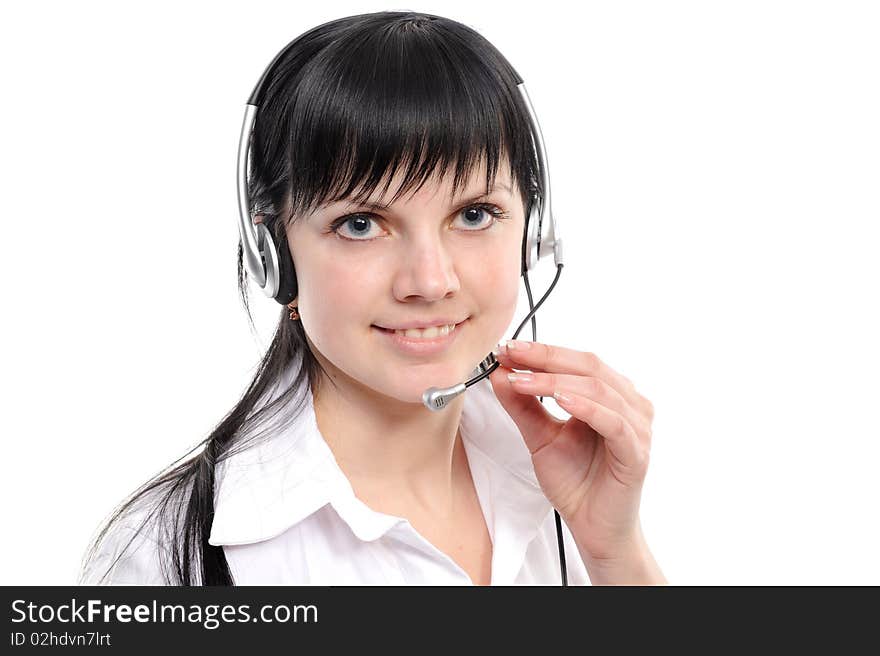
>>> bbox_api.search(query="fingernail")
[554,391,574,405]
[507,372,533,383]
[506,340,531,350]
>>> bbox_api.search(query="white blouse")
[79,356,591,586]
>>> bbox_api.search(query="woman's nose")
[392,236,461,302]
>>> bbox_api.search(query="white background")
[1,0,878,585]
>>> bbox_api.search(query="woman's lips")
[372,319,467,356]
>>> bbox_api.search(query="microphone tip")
[422,387,447,411]
[422,383,467,412]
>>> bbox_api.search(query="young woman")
[79,10,665,586]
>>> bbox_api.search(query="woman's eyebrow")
[326,180,513,213]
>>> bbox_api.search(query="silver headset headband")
[517,83,562,269]
[237,103,269,290]
[237,82,562,298]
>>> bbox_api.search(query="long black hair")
[80,10,545,586]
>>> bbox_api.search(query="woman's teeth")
[393,323,456,339]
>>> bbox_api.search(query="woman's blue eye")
[328,203,509,242]
[339,215,375,238]
[461,206,492,227]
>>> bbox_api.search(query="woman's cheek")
[475,258,521,344]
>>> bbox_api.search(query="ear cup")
[522,195,541,274]
[252,221,280,297]
[521,200,530,276]
[263,215,298,305]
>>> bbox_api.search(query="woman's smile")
[372,318,469,355]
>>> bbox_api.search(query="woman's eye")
[329,203,508,242]
[331,215,382,240]
[457,205,502,230]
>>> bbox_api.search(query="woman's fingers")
[495,340,654,420]
[505,371,650,438]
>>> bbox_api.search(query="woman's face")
[286,159,525,406]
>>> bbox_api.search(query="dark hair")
[80,10,544,586]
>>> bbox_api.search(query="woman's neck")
[312,372,468,520]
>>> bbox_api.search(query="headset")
[236,35,569,585]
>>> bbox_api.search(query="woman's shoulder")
[78,514,167,585]
[78,479,189,586]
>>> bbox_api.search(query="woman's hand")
[488,339,660,576]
